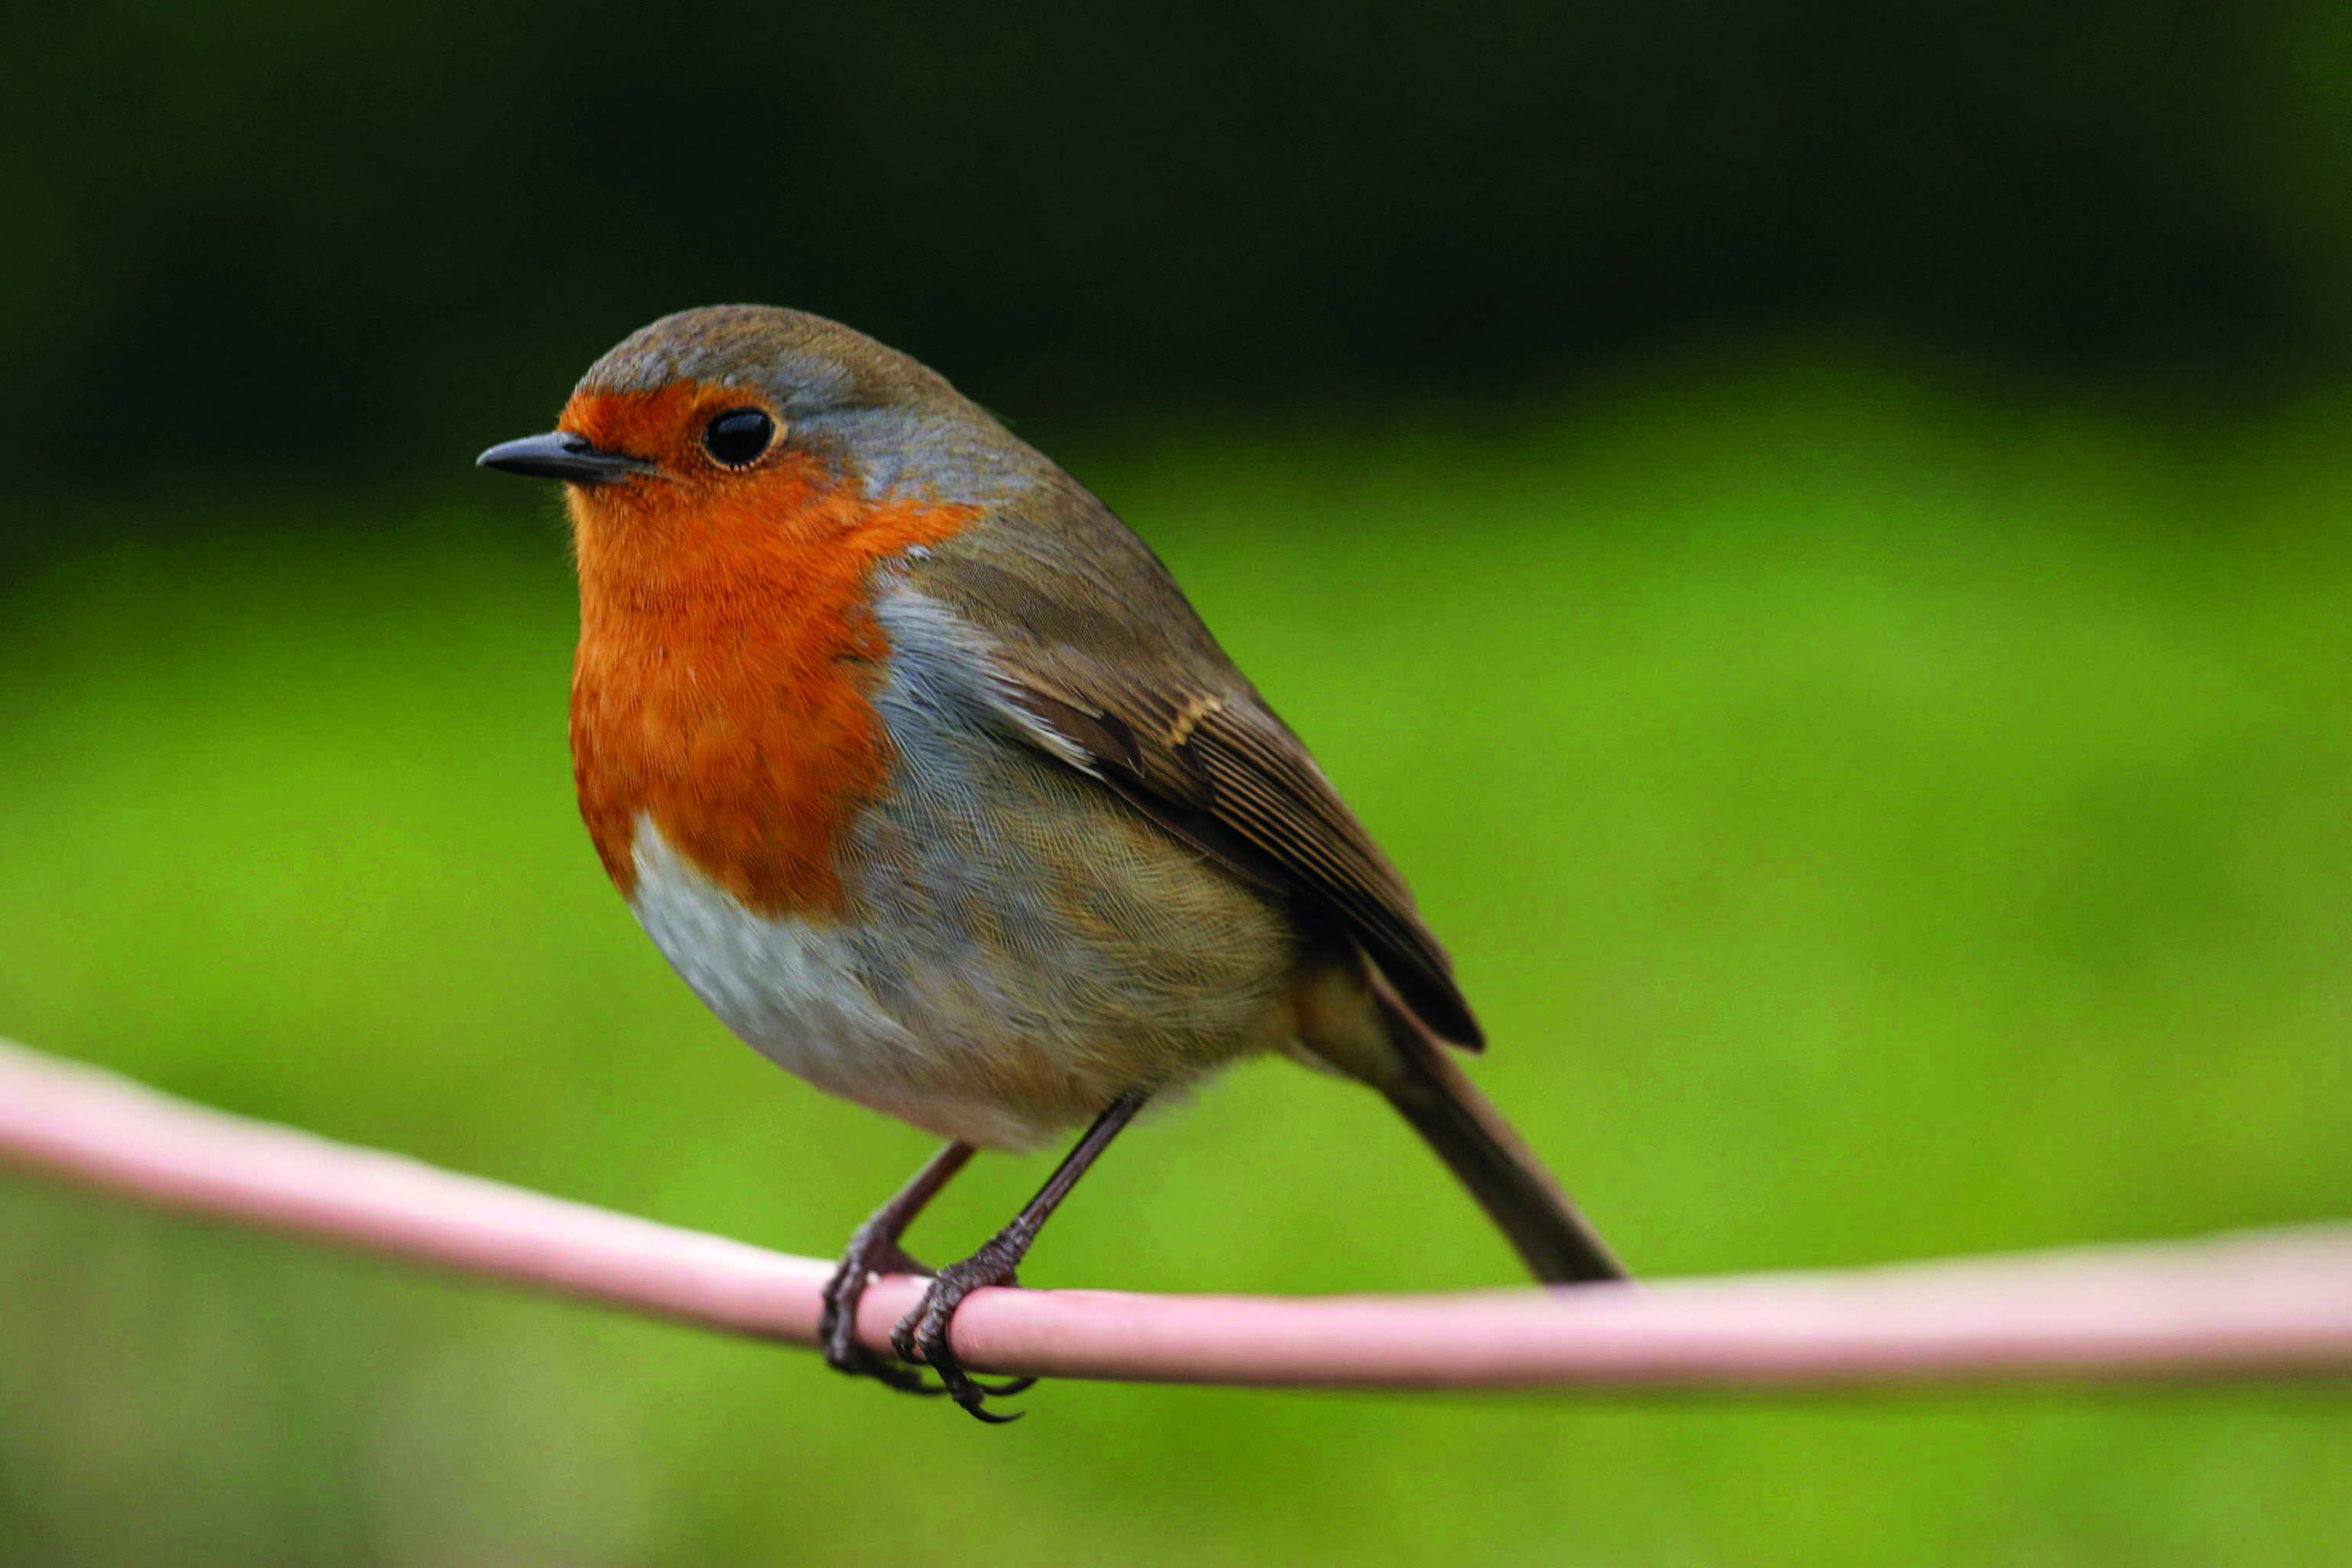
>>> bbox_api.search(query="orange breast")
[563,387,976,920]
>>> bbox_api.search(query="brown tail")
[1379,1004,1627,1285]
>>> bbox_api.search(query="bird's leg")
[892,1090,1151,1423]
[820,1140,976,1395]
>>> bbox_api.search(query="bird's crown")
[579,305,957,414]
[557,305,1039,505]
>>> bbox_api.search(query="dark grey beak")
[476,431,651,484]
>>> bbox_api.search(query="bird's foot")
[818,1228,943,1396]
[890,1235,1040,1423]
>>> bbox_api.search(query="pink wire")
[3,1037,2347,1388]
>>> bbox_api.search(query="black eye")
[702,408,775,468]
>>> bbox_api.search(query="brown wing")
[913,492,1485,1050]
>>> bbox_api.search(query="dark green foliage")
[2,1,2347,508]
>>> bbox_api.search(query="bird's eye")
[701,408,776,468]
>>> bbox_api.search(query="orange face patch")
[561,382,976,919]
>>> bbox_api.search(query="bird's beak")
[475,431,652,485]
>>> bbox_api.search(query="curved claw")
[819,1236,941,1396]
[927,1345,1035,1418]
[839,1349,949,1396]
[967,1373,1039,1398]
[935,1351,1028,1423]
[962,1399,1025,1425]
[891,1253,1033,1423]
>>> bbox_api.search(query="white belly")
[626,821,1069,1148]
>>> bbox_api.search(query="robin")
[478,306,1625,1421]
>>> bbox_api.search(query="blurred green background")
[4,3,2350,1564]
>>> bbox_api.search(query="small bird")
[479,306,1624,1420]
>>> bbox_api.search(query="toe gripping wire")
[819,1090,1152,1421]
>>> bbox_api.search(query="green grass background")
[2,354,2348,1564]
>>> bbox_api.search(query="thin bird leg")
[892,1090,1152,1423]
[819,1140,978,1396]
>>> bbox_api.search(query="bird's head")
[478,305,1031,556]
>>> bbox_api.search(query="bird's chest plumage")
[568,471,969,922]
[574,560,1298,1149]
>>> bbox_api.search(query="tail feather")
[1376,995,1627,1286]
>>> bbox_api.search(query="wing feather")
[908,481,1486,1049]
[995,661,1485,1050]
